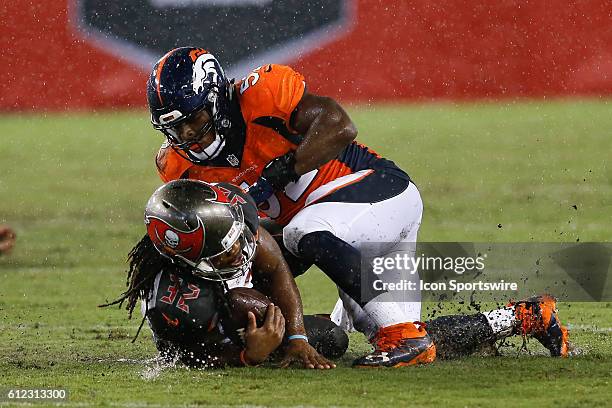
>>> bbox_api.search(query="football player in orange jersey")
[147,47,432,367]
[107,180,569,370]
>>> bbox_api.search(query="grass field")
[0,99,611,407]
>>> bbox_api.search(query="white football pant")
[283,172,423,340]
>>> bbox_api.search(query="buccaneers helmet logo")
[146,216,206,262]
[164,230,180,248]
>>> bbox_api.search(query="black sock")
[298,231,371,306]
[426,313,497,359]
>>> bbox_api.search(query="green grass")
[0,99,611,407]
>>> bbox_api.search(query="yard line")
[0,402,233,408]
[567,324,612,333]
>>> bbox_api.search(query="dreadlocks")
[100,233,236,344]
[100,234,174,318]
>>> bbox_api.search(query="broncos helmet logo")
[191,53,224,95]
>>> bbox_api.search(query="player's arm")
[246,67,357,204]
[148,302,284,368]
[249,93,357,204]
[195,308,286,367]
[290,92,358,175]
[252,226,307,339]
[251,226,335,369]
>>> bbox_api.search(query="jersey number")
[284,169,318,202]
[160,274,201,313]
[239,68,261,95]
[239,169,318,219]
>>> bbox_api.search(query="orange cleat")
[512,295,570,357]
[353,322,436,368]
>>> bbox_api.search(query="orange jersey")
[156,64,394,225]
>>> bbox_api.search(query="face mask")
[188,133,226,160]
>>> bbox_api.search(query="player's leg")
[425,295,570,358]
[330,289,378,340]
[260,217,313,278]
[481,295,569,357]
[284,173,435,367]
[284,173,423,326]
[262,215,380,341]
[425,312,499,359]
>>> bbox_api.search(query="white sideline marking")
[567,324,612,333]
[0,403,93,407]
[0,403,243,408]
[110,403,221,407]
[3,324,612,335]
[0,325,139,331]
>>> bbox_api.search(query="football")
[224,287,271,331]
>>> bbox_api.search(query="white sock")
[332,290,379,340]
[332,291,421,341]
[362,292,419,328]
[482,307,516,339]
[360,245,422,332]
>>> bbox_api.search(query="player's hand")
[247,177,275,205]
[260,152,298,189]
[280,339,336,369]
[247,153,299,205]
[0,225,16,255]
[243,303,285,364]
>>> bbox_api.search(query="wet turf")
[1,100,610,407]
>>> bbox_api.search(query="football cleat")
[512,295,570,357]
[353,322,436,368]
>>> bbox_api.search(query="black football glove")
[248,152,299,205]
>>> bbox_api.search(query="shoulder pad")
[237,64,305,123]
[155,142,192,182]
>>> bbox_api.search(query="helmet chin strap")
[188,134,226,160]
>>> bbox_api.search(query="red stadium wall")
[1,2,145,111]
[2,0,611,111]
[296,1,612,101]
